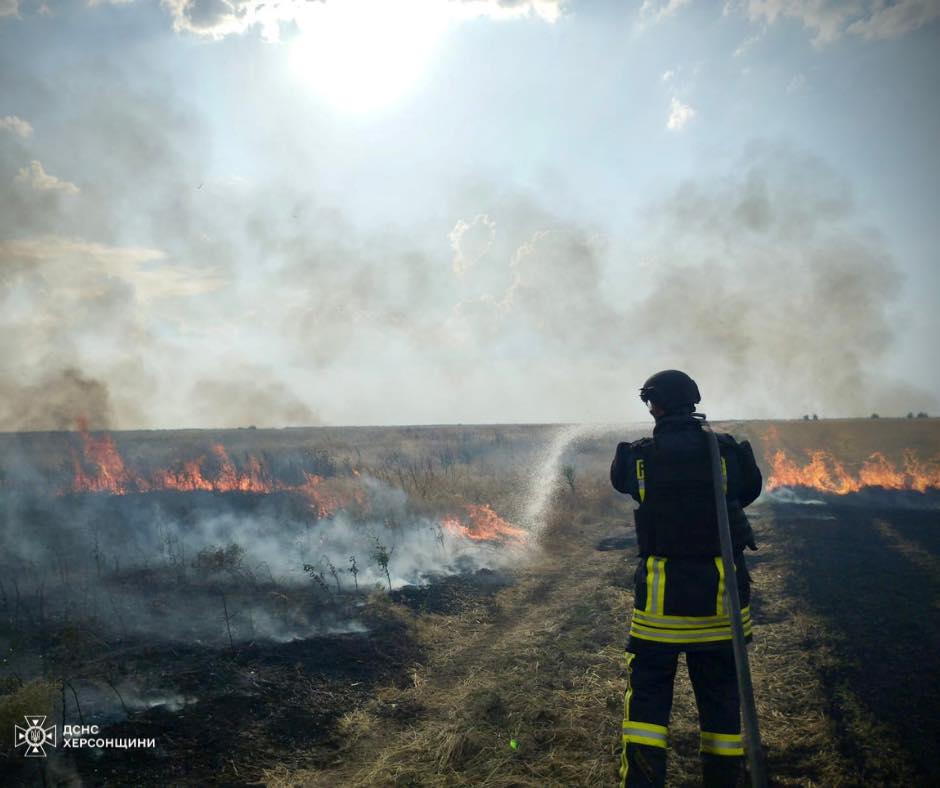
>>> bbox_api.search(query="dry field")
[0,419,938,786]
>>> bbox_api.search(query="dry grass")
[265,454,939,787]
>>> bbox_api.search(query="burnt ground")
[770,500,940,785]
[0,599,423,787]
[390,569,515,616]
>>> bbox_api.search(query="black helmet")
[639,370,701,412]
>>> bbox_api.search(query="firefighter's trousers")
[620,645,744,788]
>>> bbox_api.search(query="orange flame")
[71,416,146,494]
[766,447,940,494]
[295,473,367,519]
[68,421,361,517]
[442,504,527,543]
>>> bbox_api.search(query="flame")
[152,459,215,492]
[295,473,367,519]
[765,447,940,494]
[442,504,527,543]
[71,416,146,494]
[68,421,362,517]
[211,444,271,493]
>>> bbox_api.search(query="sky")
[1,0,939,429]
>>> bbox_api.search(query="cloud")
[638,0,691,25]
[160,0,298,41]
[455,0,565,23]
[0,0,18,17]
[732,0,940,45]
[14,160,79,194]
[733,32,762,57]
[0,236,221,303]
[846,0,940,40]
[0,115,32,138]
[160,0,564,42]
[666,96,696,130]
[449,214,496,277]
[786,72,807,93]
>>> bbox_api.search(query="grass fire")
[4,2,940,785]
[1,418,938,785]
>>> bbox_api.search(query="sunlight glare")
[289,0,450,113]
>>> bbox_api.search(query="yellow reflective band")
[632,608,751,630]
[654,558,666,614]
[632,606,750,624]
[630,620,753,644]
[620,652,636,788]
[715,556,726,617]
[636,459,646,502]
[624,721,668,735]
[701,731,744,756]
[720,456,728,494]
[631,620,753,636]
[622,726,668,748]
[701,732,743,742]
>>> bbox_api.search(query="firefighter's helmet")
[639,370,701,411]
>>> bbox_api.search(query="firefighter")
[610,370,762,788]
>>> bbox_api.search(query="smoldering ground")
[0,473,525,656]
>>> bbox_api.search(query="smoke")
[0,367,114,431]
[0,473,522,646]
[0,71,323,431]
[631,141,933,416]
[0,50,930,426]
[189,376,320,428]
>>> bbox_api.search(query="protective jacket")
[610,413,762,651]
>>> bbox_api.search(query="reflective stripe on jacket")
[628,555,752,647]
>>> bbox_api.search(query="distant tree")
[907,412,915,419]
[917,412,929,419]
[812,414,819,420]
[871,413,880,419]
[803,414,810,421]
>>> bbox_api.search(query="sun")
[289,0,450,113]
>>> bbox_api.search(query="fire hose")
[702,417,769,788]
